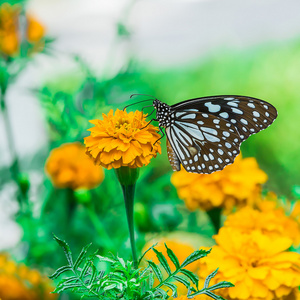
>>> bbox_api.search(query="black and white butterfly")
[128,95,278,174]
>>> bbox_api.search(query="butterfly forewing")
[165,111,242,174]
[171,96,278,141]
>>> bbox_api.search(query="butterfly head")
[153,99,172,127]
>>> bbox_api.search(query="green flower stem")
[206,207,222,234]
[86,202,115,252]
[115,166,140,269]
[121,183,138,269]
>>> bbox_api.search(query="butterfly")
[127,94,278,174]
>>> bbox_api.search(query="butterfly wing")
[171,95,278,141]
[165,111,242,174]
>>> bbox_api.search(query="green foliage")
[51,237,233,299]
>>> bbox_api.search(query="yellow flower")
[45,142,104,190]
[0,3,20,55]
[225,204,300,247]
[0,254,57,300]
[198,227,300,300]
[26,15,45,42]
[84,109,161,169]
[0,3,45,56]
[171,154,267,212]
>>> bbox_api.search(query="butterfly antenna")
[130,93,157,99]
[123,98,154,111]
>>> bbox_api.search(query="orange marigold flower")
[84,109,161,169]
[225,204,300,247]
[171,154,267,212]
[0,254,57,300]
[45,142,104,190]
[198,227,300,300]
[0,3,20,55]
[26,15,45,42]
[0,3,45,56]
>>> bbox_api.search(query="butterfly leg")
[153,126,165,146]
[140,118,158,130]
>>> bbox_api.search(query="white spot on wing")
[204,102,221,113]
[220,112,229,118]
[181,114,197,119]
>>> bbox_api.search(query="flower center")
[115,118,130,130]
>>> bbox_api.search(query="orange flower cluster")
[45,142,104,190]
[198,205,300,300]
[0,254,56,300]
[0,3,45,57]
[171,154,267,212]
[84,109,161,169]
[226,200,300,247]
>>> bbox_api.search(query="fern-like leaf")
[152,247,172,275]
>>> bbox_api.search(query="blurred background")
[1,0,300,298]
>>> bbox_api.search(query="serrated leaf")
[103,283,117,291]
[204,268,218,288]
[117,256,126,269]
[149,272,154,289]
[179,268,199,288]
[88,264,97,287]
[53,282,82,293]
[155,287,168,299]
[181,249,211,268]
[140,265,150,278]
[80,260,91,278]
[49,265,72,279]
[207,281,234,291]
[173,275,190,289]
[147,261,163,283]
[203,290,226,300]
[164,243,180,269]
[152,247,171,275]
[74,243,92,270]
[138,242,158,266]
[96,255,115,264]
[164,282,177,297]
[53,235,73,266]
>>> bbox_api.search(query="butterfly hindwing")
[171,96,278,141]
[165,111,242,174]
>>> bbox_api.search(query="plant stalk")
[121,183,138,269]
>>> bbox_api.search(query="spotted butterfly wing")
[155,95,277,174]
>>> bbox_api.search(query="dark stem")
[121,184,138,269]
[206,207,222,234]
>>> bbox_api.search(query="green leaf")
[88,264,97,287]
[74,243,92,270]
[204,268,218,288]
[147,261,163,283]
[181,249,211,268]
[49,265,72,279]
[53,282,83,294]
[53,235,73,266]
[203,290,226,300]
[152,247,171,275]
[96,255,115,264]
[140,265,150,278]
[164,243,180,269]
[103,283,117,291]
[207,281,234,291]
[138,242,158,266]
[149,272,154,289]
[163,282,177,297]
[155,287,168,299]
[173,275,190,289]
[179,268,199,288]
[80,260,92,278]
